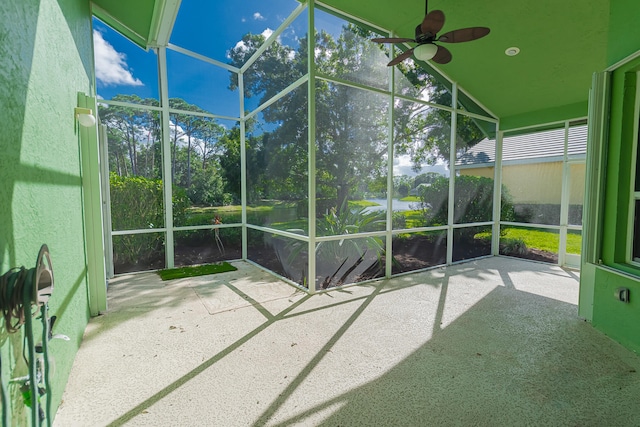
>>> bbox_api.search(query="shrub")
[418,175,516,238]
[392,211,407,229]
[501,237,528,256]
[110,173,191,266]
[396,182,411,198]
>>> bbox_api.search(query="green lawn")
[478,227,581,254]
[348,200,380,208]
[399,196,421,202]
[183,203,582,256]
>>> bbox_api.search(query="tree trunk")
[187,134,192,187]
[337,184,349,212]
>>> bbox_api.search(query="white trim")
[244,75,309,121]
[245,224,310,242]
[167,43,240,73]
[504,116,588,135]
[98,123,114,279]
[492,128,503,255]
[457,85,500,120]
[386,54,395,279]
[315,1,389,34]
[500,221,562,231]
[315,73,390,97]
[239,73,248,261]
[393,93,456,113]
[241,2,308,73]
[626,71,640,265]
[559,122,571,266]
[148,0,181,48]
[605,49,640,72]
[158,47,175,268]
[447,83,458,265]
[99,99,162,111]
[307,0,317,293]
[167,107,239,122]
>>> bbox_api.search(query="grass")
[477,227,581,254]
[157,262,237,281]
[349,200,379,208]
[399,196,420,202]
[184,202,583,256]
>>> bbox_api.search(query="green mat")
[157,262,237,281]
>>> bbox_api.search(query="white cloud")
[253,12,265,21]
[393,155,450,177]
[93,30,143,87]
[232,40,250,52]
[228,28,277,59]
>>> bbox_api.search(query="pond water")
[364,199,420,212]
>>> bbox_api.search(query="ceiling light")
[505,47,520,56]
[414,44,438,61]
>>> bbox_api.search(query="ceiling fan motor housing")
[415,24,436,43]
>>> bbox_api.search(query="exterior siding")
[460,162,585,205]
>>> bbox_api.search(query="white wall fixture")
[75,107,96,127]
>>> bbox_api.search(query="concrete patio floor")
[54,257,640,426]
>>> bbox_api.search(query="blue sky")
[92,1,448,177]
[93,0,305,115]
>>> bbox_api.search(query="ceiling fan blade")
[420,10,445,36]
[371,37,416,44]
[438,27,490,43]
[388,48,414,66]
[432,45,452,64]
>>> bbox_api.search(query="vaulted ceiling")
[322,0,610,128]
[92,0,612,129]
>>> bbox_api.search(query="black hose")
[0,267,29,332]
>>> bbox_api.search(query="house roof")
[93,0,613,129]
[456,124,587,168]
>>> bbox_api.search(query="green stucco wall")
[607,0,640,66]
[579,0,640,354]
[0,0,94,423]
[592,268,640,354]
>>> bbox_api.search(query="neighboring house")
[456,125,587,224]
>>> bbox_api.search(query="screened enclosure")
[96,0,584,292]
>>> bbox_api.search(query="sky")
[93,0,305,115]
[92,0,449,178]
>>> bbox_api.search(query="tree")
[413,172,441,187]
[169,98,208,187]
[194,118,226,171]
[397,182,411,198]
[228,26,389,211]
[99,95,161,179]
[391,49,488,172]
[227,21,489,213]
[418,175,516,233]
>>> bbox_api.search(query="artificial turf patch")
[157,262,237,281]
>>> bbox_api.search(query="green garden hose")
[40,304,52,427]
[23,284,39,426]
[0,352,8,427]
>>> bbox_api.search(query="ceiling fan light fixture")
[414,43,438,61]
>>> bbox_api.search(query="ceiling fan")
[371,1,490,66]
